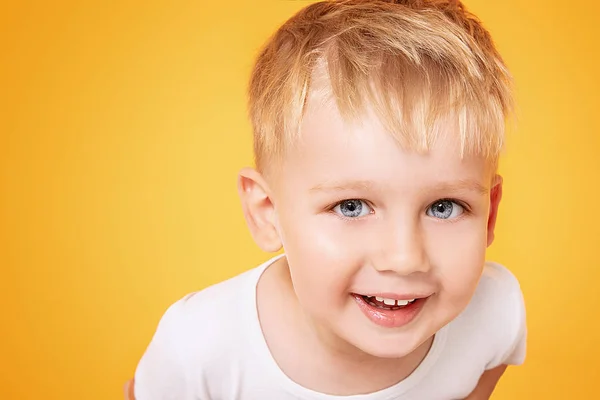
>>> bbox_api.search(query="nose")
[372,218,431,275]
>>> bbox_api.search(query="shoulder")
[476,262,525,334]
[473,261,525,320]
[449,262,527,368]
[478,261,522,295]
[477,262,527,367]
[164,266,263,355]
[142,267,260,365]
[134,265,265,398]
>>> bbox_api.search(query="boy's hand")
[464,365,507,400]
[124,379,136,400]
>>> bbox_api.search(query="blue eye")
[427,200,464,220]
[333,199,372,218]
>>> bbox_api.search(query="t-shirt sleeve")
[501,284,527,366]
[485,263,528,369]
[134,299,190,400]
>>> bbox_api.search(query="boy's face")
[254,96,501,359]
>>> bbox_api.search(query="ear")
[237,167,282,253]
[487,174,503,247]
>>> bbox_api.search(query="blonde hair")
[248,0,514,172]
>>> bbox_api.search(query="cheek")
[278,212,363,306]
[427,220,487,303]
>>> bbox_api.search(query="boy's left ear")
[487,174,503,247]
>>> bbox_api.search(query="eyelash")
[433,197,470,209]
[327,198,471,220]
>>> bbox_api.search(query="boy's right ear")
[237,167,283,253]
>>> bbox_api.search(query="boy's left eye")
[427,200,464,220]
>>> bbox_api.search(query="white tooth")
[397,300,409,306]
[383,298,395,306]
[408,299,416,303]
[375,296,384,302]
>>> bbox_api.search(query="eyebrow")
[310,179,375,192]
[427,180,490,195]
[309,179,489,195]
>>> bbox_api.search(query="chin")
[349,334,423,359]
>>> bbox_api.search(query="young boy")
[130,0,527,399]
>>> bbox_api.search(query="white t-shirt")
[134,255,527,400]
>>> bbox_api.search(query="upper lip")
[354,292,433,301]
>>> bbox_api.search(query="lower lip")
[352,295,427,328]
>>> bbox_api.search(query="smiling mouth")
[359,295,417,310]
[352,293,429,328]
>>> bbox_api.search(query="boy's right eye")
[333,199,372,218]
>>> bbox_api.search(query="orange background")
[1,1,599,399]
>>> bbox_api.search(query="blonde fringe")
[248,0,514,171]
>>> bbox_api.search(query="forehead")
[276,92,492,191]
